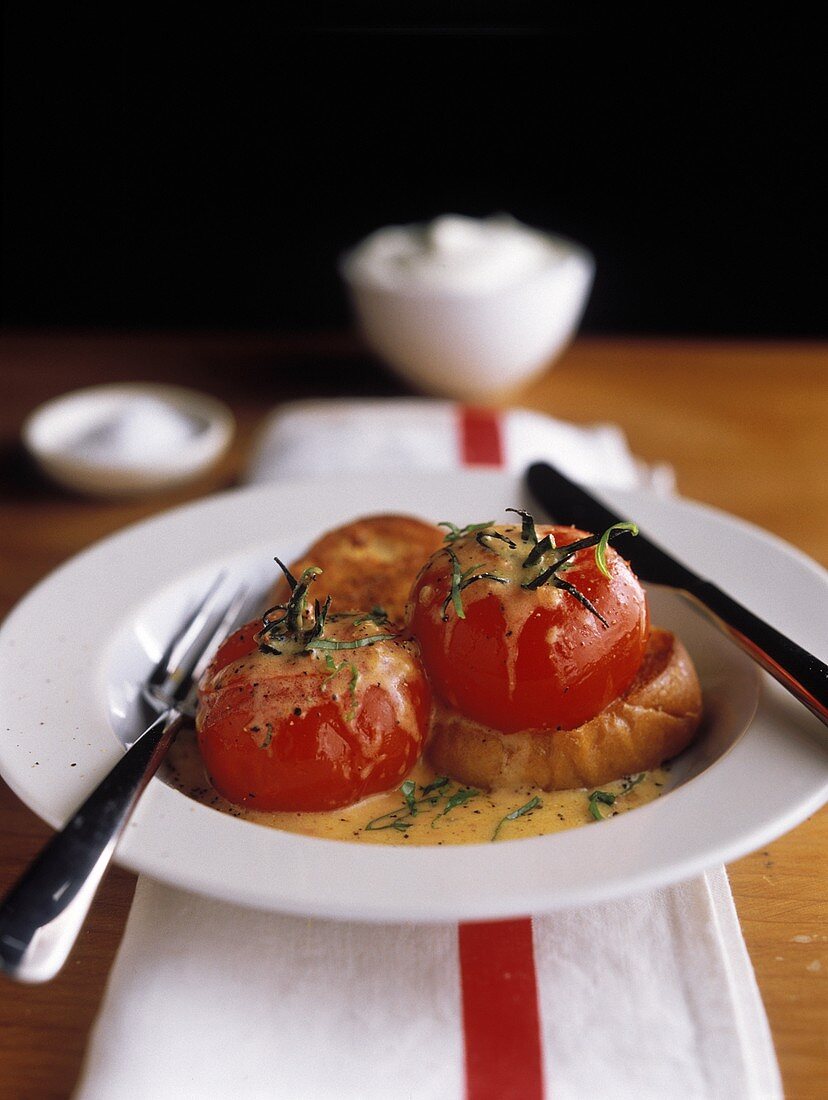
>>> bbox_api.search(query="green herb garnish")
[492,795,542,841]
[307,634,398,651]
[587,789,617,821]
[587,775,645,821]
[517,515,639,628]
[441,549,507,621]
[364,807,415,832]
[365,818,411,833]
[476,530,517,552]
[439,520,495,543]
[508,512,638,579]
[401,779,418,816]
[506,508,538,545]
[257,560,399,674]
[323,652,359,720]
[323,652,346,682]
[434,510,638,630]
[595,522,639,578]
[431,786,480,827]
[363,779,451,832]
[364,780,481,834]
[420,776,450,797]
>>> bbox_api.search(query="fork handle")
[0,709,183,983]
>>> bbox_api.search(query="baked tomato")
[197,567,430,812]
[407,513,648,733]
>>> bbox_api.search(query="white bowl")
[340,221,594,399]
[22,383,235,497]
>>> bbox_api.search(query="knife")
[526,461,828,726]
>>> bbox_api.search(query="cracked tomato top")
[407,518,648,733]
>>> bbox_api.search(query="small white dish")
[22,383,235,497]
[340,215,594,399]
[0,471,826,922]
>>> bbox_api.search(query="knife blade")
[526,461,828,726]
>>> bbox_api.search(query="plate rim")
[1,470,826,921]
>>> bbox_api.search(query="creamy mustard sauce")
[166,728,669,845]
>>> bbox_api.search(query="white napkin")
[247,398,676,494]
[75,399,780,1100]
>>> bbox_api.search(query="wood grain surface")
[0,332,826,1099]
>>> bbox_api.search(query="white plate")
[1,472,826,922]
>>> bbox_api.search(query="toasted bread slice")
[427,628,702,790]
[272,513,444,624]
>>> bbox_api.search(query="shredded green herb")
[363,779,481,835]
[433,510,639,630]
[322,652,359,719]
[420,776,450,797]
[595,522,639,578]
[323,652,345,682]
[587,789,617,821]
[441,549,507,621]
[364,817,412,833]
[588,775,647,820]
[439,520,495,543]
[518,516,639,628]
[401,779,418,816]
[363,779,450,832]
[506,508,538,545]
[307,634,398,651]
[492,795,542,841]
[431,786,480,827]
[364,807,414,832]
[476,529,517,552]
[256,559,399,658]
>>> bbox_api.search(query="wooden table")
[1,332,826,1099]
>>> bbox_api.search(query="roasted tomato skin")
[197,617,430,812]
[407,524,648,733]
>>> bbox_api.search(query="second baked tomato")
[408,517,648,733]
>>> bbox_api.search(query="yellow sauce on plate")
[166,729,669,845]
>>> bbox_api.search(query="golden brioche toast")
[427,628,702,791]
[272,513,444,624]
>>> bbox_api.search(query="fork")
[0,575,252,983]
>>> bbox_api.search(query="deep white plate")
[1,472,826,922]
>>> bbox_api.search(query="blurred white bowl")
[22,383,235,497]
[340,215,594,399]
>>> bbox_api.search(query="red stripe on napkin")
[459,407,505,467]
[459,920,545,1100]
[457,406,545,1099]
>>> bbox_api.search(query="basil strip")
[491,795,542,841]
[307,633,398,651]
[594,522,639,578]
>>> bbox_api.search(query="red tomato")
[408,521,648,733]
[197,613,430,812]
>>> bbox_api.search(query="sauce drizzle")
[166,729,668,846]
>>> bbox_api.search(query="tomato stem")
[257,559,397,655]
[506,507,538,545]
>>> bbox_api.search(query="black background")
[2,8,825,335]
